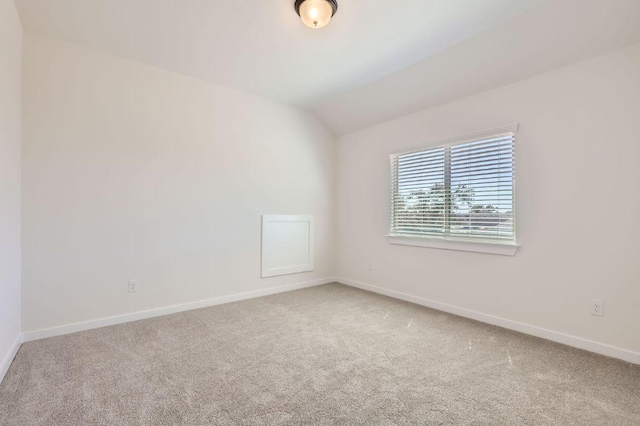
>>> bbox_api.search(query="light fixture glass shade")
[299,0,334,29]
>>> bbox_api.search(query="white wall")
[22,34,336,333]
[0,0,22,380]
[337,44,640,358]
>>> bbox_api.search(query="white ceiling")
[14,0,640,136]
[314,0,640,134]
[14,2,540,104]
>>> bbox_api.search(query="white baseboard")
[23,277,337,343]
[21,275,638,365]
[336,277,640,365]
[0,333,24,384]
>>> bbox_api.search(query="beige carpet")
[1,283,639,425]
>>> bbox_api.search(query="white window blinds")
[390,129,516,244]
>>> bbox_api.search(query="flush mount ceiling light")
[294,0,338,29]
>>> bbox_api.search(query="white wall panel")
[262,215,314,278]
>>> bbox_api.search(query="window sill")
[386,234,519,256]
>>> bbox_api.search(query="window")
[389,126,517,254]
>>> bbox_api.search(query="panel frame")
[261,215,315,278]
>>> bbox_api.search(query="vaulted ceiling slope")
[314,0,640,135]
[15,0,640,136]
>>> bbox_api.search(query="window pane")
[392,147,446,235]
[449,137,514,240]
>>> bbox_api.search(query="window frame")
[387,124,519,256]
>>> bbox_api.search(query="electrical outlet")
[367,262,373,272]
[589,299,604,317]
[128,280,138,293]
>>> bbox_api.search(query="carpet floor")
[1,283,639,425]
